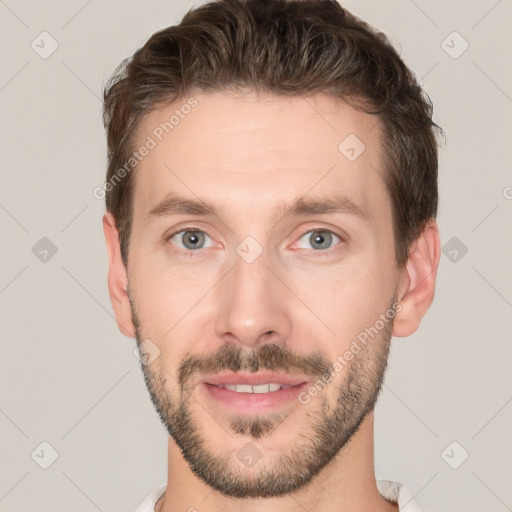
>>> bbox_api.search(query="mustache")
[178,342,332,388]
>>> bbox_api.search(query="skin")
[103,89,440,512]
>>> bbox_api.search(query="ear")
[392,220,441,337]
[102,212,136,338]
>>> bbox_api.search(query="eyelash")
[165,226,344,257]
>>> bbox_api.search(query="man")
[101,0,442,510]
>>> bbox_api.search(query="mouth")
[213,383,292,393]
[199,372,310,413]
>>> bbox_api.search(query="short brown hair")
[103,0,443,268]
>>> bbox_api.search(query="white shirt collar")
[136,479,424,511]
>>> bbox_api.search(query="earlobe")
[102,212,136,338]
[392,220,441,338]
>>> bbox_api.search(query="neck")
[156,413,398,512]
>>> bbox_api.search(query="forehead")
[130,90,389,226]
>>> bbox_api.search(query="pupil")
[312,231,331,250]
[184,231,203,249]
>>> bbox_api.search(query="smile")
[214,383,292,393]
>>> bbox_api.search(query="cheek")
[296,257,395,348]
[128,255,219,363]
[131,276,200,339]
[128,237,208,315]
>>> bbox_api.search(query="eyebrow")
[146,192,369,223]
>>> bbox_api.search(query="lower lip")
[202,382,309,413]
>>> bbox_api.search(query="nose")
[214,244,292,349]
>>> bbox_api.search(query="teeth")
[221,383,283,393]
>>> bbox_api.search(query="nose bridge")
[214,239,291,347]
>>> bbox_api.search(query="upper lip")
[201,372,309,387]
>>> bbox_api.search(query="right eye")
[166,229,216,255]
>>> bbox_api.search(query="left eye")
[295,230,341,251]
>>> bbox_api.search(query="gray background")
[1,0,511,511]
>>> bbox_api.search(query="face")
[125,90,401,498]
